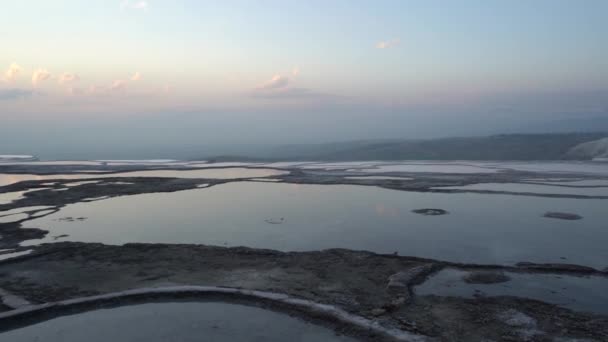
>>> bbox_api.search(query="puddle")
[0,302,355,342]
[415,268,608,315]
[0,168,288,187]
[261,162,317,168]
[82,196,110,202]
[0,191,28,205]
[0,214,29,223]
[0,161,103,166]
[0,250,32,261]
[485,162,608,176]
[188,162,259,168]
[0,188,50,205]
[434,183,608,196]
[357,164,499,174]
[97,159,181,164]
[111,168,288,179]
[0,191,30,205]
[1,206,55,217]
[21,182,608,268]
[29,209,57,218]
[64,181,101,187]
[300,162,384,170]
[526,179,608,187]
[345,176,414,181]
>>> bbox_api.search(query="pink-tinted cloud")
[258,74,289,90]
[58,73,80,85]
[253,71,337,101]
[31,68,52,86]
[131,72,142,81]
[4,63,22,82]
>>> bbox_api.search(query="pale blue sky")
[1,1,607,153]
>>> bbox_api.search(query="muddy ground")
[0,243,606,341]
[1,164,608,341]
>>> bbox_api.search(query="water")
[345,176,414,180]
[415,268,608,315]
[0,302,355,342]
[357,164,499,174]
[0,249,32,261]
[0,189,50,205]
[527,179,608,187]
[22,182,608,268]
[332,161,608,175]
[0,206,56,224]
[482,161,608,175]
[0,168,287,187]
[434,183,608,196]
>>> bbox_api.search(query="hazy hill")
[565,137,608,160]
[207,132,608,161]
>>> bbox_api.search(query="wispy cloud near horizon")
[58,73,80,85]
[32,69,52,86]
[131,72,142,81]
[257,75,289,90]
[253,71,338,101]
[376,38,400,49]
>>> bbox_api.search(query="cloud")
[4,63,22,82]
[0,88,36,101]
[376,38,400,49]
[253,72,338,101]
[110,79,128,91]
[58,73,80,84]
[131,72,142,81]
[121,0,148,10]
[31,68,52,86]
[258,74,289,90]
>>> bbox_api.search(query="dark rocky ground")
[0,243,606,341]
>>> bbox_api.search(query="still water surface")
[415,268,608,314]
[0,302,355,342]
[23,182,608,268]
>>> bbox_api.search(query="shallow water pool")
[0,302,355,342]
[415,268,608,315]
[22,182,608,268]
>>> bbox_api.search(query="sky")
[1,0,607,157]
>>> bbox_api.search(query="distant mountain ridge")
[206,132,608,161]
